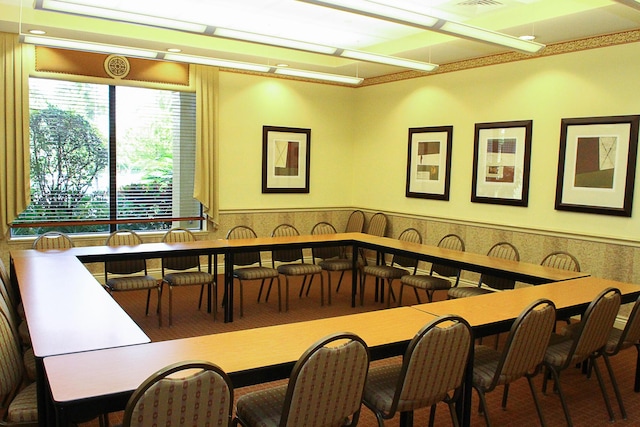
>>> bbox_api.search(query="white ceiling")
[2,0,640,80]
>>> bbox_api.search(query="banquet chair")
[226,225,281,316]
[447,241,520,299]
[233,332,370,427]
[161,228,216,325]
[359,212,388,268]
[363,315,472,427]
[122,360,233,427]
[360,228,422,308]
[309,221,349,304]
[473,299,556,427]
[32,230,74,250]
[541,251,581,272]
[345,209,365,234]
[398,234,465,305]
[543,287,621,426]
[271,224,324,311]
[104,230,162,326]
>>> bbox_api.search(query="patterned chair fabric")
[344,210,365,233]
[271,224,324,311]
[309,222,348,303]
[359,212,388,268]
[540,251,581,272]
[32,231,74,251]
[104,230,161,326]
[162,228,216,325]
[361,228,422,308]
[543,287,621,426]
[363,315,472,427]
[447,241,519,300]
[226,226,281,317]
[472,299,556,427]
[399,234,465,304]
[0,309,38,426]
[233,332,370,427]
[123,360,233,427]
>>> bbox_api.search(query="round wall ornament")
[104,55,130,79]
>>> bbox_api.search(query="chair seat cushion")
[363,364,401,414]
[8,382,38,423]
[363,265,408,280]
[163,271,213,286]
[318,258,353,271]
[233,266,279,281]
[401,274,452,291]
[277,263,322,276]
[543,333,574,367]
[107,275,158,291]
[472,345,502,389]
[235,384,287,427]
[447,286,493,299]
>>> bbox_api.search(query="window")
[11,78,202,236]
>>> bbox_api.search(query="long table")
[9,232,591,426]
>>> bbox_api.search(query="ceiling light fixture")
[274,67,363,85]
[21,34,160,58]
[35,0,439,73]
[298,0,545,54]
[164,53,272,73]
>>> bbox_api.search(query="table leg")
[224,252,234,323]
[351,243,358,308]
[457,343,474,427]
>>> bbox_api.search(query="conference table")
[9,231,592,426]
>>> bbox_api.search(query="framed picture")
[471,120,532,206]
[405,126,453,200]
[262,126,311,193]
[555,115,639,216]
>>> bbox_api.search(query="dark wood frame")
[555,115,639,216]
[405,125,453,200]
[262,126,311,193]
[471,120,532,207]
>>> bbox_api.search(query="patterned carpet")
[83,272,640,426]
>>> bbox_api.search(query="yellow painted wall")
[218,72,356,210]
[352,42,640,241]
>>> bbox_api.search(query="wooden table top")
[413,276,640,333]
[44,306,438,404]
[11,255,149,358]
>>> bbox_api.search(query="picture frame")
[262,126,311,193]
[471,120,532,206]
[405,125,453,200]
[555,115,639,216]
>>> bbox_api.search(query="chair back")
[0,276,19,331]
[281,332,370,427]
[568,287,621,367]
[431,234,465,281]
[479,241,520,290]
[391,228,422,270]
[541,251,581,272]
[492,299,556,386]
[104,230,147,276]
[366,212,388,237]
[162,228,200,272]
[271,224,303,264]
[311,222,341,260]
[610,295,640,354]
[226,226,263,267]
[33,231,74,251]
[123,360,233,427]
[0,309,22,399]
[391,315,472,414]
[345,210,365,233]
[0,257,9,291]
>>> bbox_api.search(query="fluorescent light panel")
[298,0,545,54]
[165,53,272,72]
[274,67,363,85]
[22,35,159,58]
[214,28,337,55]
[341,49,437,72]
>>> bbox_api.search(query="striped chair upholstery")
[363,315,472,427]
[540,251,581,272]
[361,228,422,308]
[472,299,556,427]
[123,360,233,427]
[271,224,324,312]
[0,309,38,425]
[226,226,281,317]
[233,332,370,427]
[543,287,621,426]
[447,241,519,299]
[32,231,74,251]
[104,230,161,326]
[309,222,347,304]
[358,212,388,269]
[161,228,216,325]
[399,233,465,304]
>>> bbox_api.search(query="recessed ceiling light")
[29,29,47,35]
[167,48,182,53]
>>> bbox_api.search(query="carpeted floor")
[82,272,640,426]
